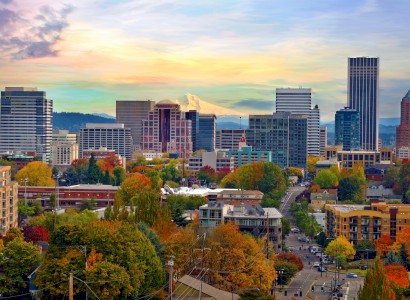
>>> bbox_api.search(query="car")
[360,265,368,270]
[313,262,321,268]
[291,228,300,234]
[318,267,327,272]
[281,199,285,203]
[346,272,358,278]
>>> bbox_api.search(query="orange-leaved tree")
[385,263,409,288]
[374,235,395,257]
[115,173,152,205]
[393,228,410,260]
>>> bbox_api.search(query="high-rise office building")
[198,114,216,152]
[216,129,246,150]
[51,130,79,166]
[116,100,155,151]
[320,127,327,157]
[246,112,307,169]
[348,57,379,150]
[396,90,410,149]
[141,100,192,158]
[0,87,53,161]
[79,123,132,160]
[185,110,199,151]
[276,88,320,156]
[335,108,361,151]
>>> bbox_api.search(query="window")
[384,218,388,223]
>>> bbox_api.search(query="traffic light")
[311,286,314,292]
[300,291,302,297]
[321,286,324,293]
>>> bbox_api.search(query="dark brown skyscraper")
[396,90,410,148]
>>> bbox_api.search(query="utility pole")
[167,256,175,300]
[78,245,88,299]
[69,273,73,300]
[266,213,270,263]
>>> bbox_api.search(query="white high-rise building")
[51,130,79,166]
[320,127,327,157]
[276,88,321,156]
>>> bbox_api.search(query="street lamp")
[23,178,29,205]
[279,269,284,290]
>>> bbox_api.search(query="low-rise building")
[310,190,338,211]
[325,147,393,168]
[216,190,264,206]
[325,201,410,244]
[0,166,18,235]
[199,202,283,252]
[315,159,340,174]
[365,164,391,182]
[366,185,401,201]
[18,184,118,209]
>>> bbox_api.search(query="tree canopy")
[324,235,356,259]
[16,161,55,186]
[313,169,338,188]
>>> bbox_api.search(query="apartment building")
[199,202,283,252]
[325,146,393,168]
[325,201,410,244]
[0,166,18,235]
[188,151,234,173]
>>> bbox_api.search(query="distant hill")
[53,112,116,133]
[92,113,115,119]
[216,121,248,130]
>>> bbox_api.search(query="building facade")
[348,57,379,150]
[216,190,264,206]
[116,100,155,150]
[51,130,78,166]
[325,147,393,168]
[199,202,283,252]
[142,100,192,158]
[0,87,53,161]
[396,90,410,149]
[18,184,118,209]
[0,166,18,235]
[247,111,307,169]
[188,151,234,172]
[335,108,361,151]
[320,127,328,157]
[325,201,410,244]
[79,123,132,160]
[197,114,216,152]
[276,88,320,156]
[216,129,245,150]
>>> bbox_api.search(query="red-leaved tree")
[275,253,304,271]
[22,224,49,243]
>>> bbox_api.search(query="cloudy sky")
[1,0,410,121]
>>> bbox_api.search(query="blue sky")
[1,0,410,121]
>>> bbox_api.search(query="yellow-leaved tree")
[324,235,356,259]
[16,161,55,186]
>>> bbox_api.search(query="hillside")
[53,112,115,133]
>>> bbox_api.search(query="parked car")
[346,272,358,278]
[318,267,327,272]
[291,228,300,234]
[360,265,368,270]
[313,262,321,268]
[298,236,310,242]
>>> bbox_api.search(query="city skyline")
[1,0,410,121]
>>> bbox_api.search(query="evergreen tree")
[385,249,404,266]
[358,257,395,300]
[88,153,102,184]
[103,169,111,185]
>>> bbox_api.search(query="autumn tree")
[307,156,321,175]
[358,257,396,300]
[116,173,152,205]
[22,224,49,243]
[88,153,103,184]
[275,253,304,271]
[16,161,55,186]
[313,169,338,188]
[375,235,395,257]
[385,263,409,288]
[197,165,217,184]
[324,235,356,259]
[113,166,126,186]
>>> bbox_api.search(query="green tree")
[102,169,111,185]
[282,218,291,237]
[132,189,161,226]
[161,159,181,183]
[338,176,362,202]
[0,237,41,296]
[313,169,338,188]
[79,198,97,211]
[385,249,404,266]
[88,153,103,184]
[358,257,395,300]
[274,261,298,285]
[113,166,126,186]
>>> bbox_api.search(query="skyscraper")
[335,108,361,151]
[246,111,307,169]
[141,100,192,158]
[320,127,327,157]
[116,100,155,150]
[396,90,410,149]
[198,114,216,152]
[185,110,199,151]
[0,87,53,161]
[276,87,320,156]
[348,57,379,150]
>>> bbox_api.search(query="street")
[275,186,364,300]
